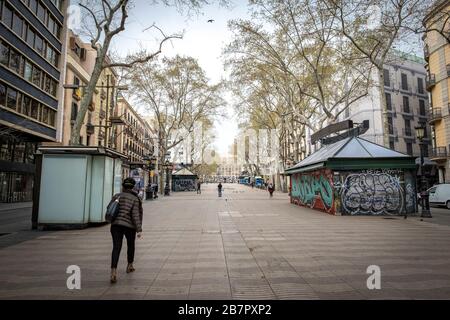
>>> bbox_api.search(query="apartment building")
[115,96,154,178]
[424,0,450,183]
[0,0,67,202]
[340,52,431,157]
[60,30,119,148]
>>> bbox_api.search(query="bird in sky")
[207,19,214,23]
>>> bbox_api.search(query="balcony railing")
[431,146,448,159]
[429,107,442,124]
[426,74,436,90]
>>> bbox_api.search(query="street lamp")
[415,125,432,218]
[163,160,172,196]
[143,155,157,200]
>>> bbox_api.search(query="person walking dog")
[108,177,143,283]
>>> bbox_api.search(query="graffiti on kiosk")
[405,183,415,211]
[341,172,403,215]
[291,170,334,213]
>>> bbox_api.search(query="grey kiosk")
[32,146,127,230]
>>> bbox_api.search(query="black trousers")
[110,224,136,268]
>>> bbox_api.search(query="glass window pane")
[0,83,6,107]
[49,109,55,127]
[24,61,32,82]
[31,100,39,119]
[2,4,13,29]
[6,87,17,110]
[35,35,43,54]
[9,48,21,73]
[12,12,23,36]
[0,40,9,66]
[42,107,49,124]
[32,67,41,87]
[26,28,35,48]
[22,96,31,116]
[29,0,37,14]
[37,3,45,22]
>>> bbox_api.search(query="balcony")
[426,74,436,90]
[429,107,442,124]
[99,109,106,119]
[98,130,105,140]
[100,90,107,100]
[431,146,448,160]
[424,45,429,62]
[88,99,95,112]
[86,123,95,135]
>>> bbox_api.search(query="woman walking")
[109,177,143,283]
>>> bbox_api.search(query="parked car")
[427,184,450,209]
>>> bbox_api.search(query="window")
[404,119,411,130]
[0,40,9,66]
[9,49,21,74]
[26,28,35,48]
[37,3,45,22]
[418,78,424,94]
[419,100,426,116]
[24,60,32,82]
[385,93,392,110]
[401,73,408,90]
[71,102,78,121]
[406,143,413,156]
[42,107,49,124]
[12,12,23,36]
[0,83,6,107]
[29,0,38,14]
[30,100,39,119]
[6,87,17,110]
[48,109,55,127]
[50,79,57,96]
[383,69,390,87]
[403,96,409,113]
[390,140,396,150]
[2,3,13,29]
[35,35,43,54]
[22,96,31,116]
[43,75,51,93]
[388,116,393,134]
[32,67,41,87]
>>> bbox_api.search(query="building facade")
[424,0,450,183]
[60,30,119,148]
[115,96,155,180]
[339,52,431,157]
[0,0,67,202]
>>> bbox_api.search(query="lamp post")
[415,125,432,218]
[144,155,157,200]
[163,160,172,196]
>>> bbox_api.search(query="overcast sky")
[107,0,252,156]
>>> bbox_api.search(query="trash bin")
[146,186,154,200]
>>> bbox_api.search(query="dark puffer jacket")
[111,190,143,232]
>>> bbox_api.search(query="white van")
[428,184,450,209]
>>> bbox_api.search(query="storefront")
[285,137,418,216]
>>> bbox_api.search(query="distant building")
[338,51,431,157]
[423,0,450,183]
[0,0,67,202]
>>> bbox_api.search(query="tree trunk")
[377,67,390,148]
[70,48,108,145]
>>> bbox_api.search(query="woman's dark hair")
[122,178,136,190]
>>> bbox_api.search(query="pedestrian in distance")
[218,182,223,197]
[268,183,275,197]
[152,183,158,199]
[108,177,143,284]
[197,181,202,194]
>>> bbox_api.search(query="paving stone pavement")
[1,183,450,300]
